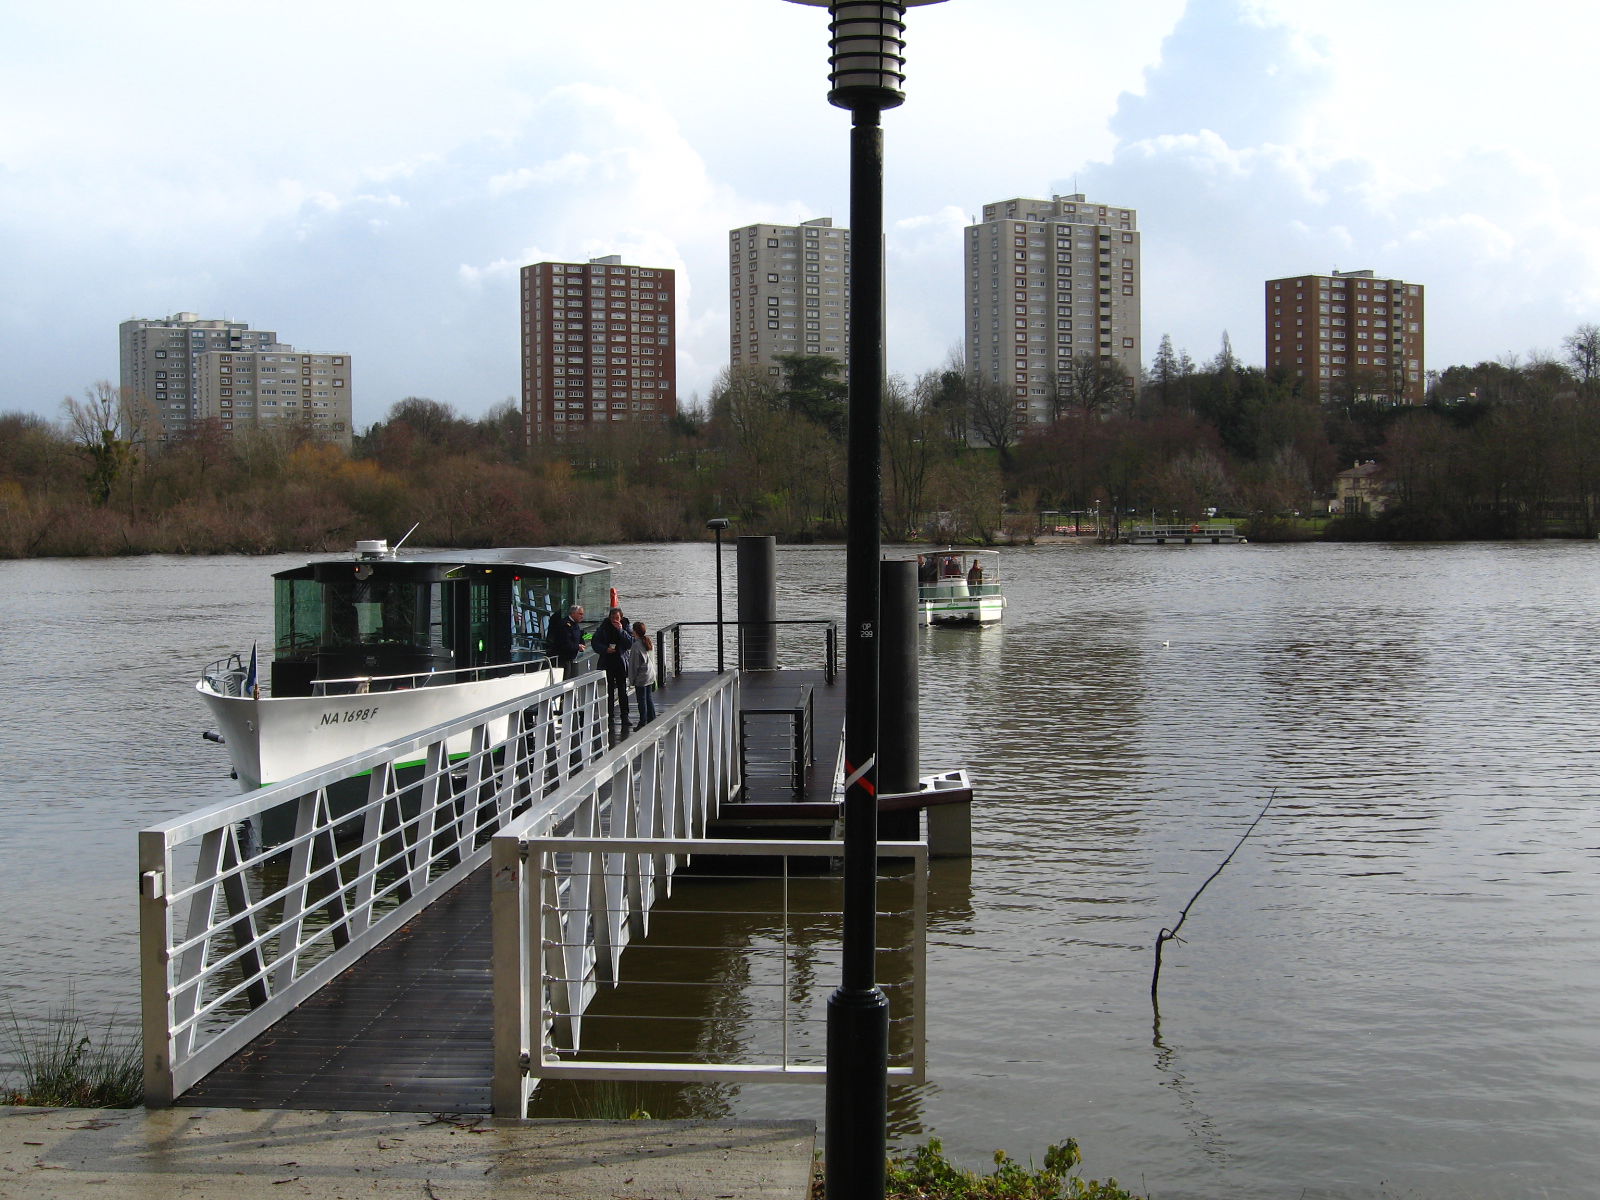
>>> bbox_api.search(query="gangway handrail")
[492,835,925,1112]
[140,671,613,1104]
[140,669,745,1108]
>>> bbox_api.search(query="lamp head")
[706,517,731,531]
[783,1,947,111]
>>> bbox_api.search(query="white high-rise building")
[118,313,351,447]
[964,194,1141,425]
[728,218,851,375]
[192,347,353,447]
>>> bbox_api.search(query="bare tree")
[1564,324,1600,393]
[883,373,941,538]
[1065,353,1133,417]
[965,376,1022,466]
[61,381,136,505]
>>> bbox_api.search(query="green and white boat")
[197,539,616,790]
[917,548,1005,627]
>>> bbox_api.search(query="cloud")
[1111,0,1334,148]
[1072,0,1600,370]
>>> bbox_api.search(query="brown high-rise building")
[1265,270,1425,403]
[521,255,677,443]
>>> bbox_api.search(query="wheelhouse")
[269,545,614,697]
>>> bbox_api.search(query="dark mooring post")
[736,535,778,670]
[878,558,920,842]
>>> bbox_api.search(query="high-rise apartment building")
[521,255,677,442]
[965,195,1142,426]
[728,218,850,375]
[192,348,353,447]
[1265,270,1425,403]
[118,313,352,447]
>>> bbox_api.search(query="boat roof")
[906,547,1001,557]
[274,546,617,581]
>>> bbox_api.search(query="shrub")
[2,1003,142,1109]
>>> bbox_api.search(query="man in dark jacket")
[589,606,634,733]
[547,604,586,678]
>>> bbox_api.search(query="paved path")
[0,1107,815,1200]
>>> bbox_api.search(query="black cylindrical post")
[783,4,945,1196]
[826,101,888,1200]
[878,558,919,842]
[736,535,779,670]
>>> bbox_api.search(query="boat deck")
[174,668,845,1114]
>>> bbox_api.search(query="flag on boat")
[245,642,258,699]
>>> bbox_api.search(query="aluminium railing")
[139,671,610,1105]
[491,834,925,1115]
[196,653,562,698]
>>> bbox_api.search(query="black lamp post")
[781,4,944,1197]
[706,518,729,672]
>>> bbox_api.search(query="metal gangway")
[140,655,926,1114]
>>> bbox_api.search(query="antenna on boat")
[391,522,421,555]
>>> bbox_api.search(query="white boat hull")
[197,668,560,790]
[918,582,1006,626]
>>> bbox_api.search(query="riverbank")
[0,1107,815,1199]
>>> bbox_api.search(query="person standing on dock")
[591,606,635,733]
[626,620,657,726]
[547,604,586,678]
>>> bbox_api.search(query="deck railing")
[197,653,562,699]
[656,618,838,683]
[139,671,611,1105]
[491,827,925,1114]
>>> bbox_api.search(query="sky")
[4,0,1599,429]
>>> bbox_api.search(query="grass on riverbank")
[2,1003,142,1108]
[815,1137,1144,1200]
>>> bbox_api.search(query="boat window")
[274,579,322,656]
[321,581,425,649]
[575,575,612,618]
[512,576,560,660]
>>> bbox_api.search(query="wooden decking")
[176,668,845,1113]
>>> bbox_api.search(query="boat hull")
[917,583,1005,626]
[197,668,561,790]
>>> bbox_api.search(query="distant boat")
[914,549,1006,626]
[197,540,617,790]
[1124,523,1246,546]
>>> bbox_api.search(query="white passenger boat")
[197,540,616,790]
[1124,523,1246,545]
[915,549,1006,626]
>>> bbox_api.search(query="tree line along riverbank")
[8,341,1600,558]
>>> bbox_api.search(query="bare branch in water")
[1152,791,1275,1004]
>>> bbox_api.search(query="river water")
[2,541,1597,1198]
